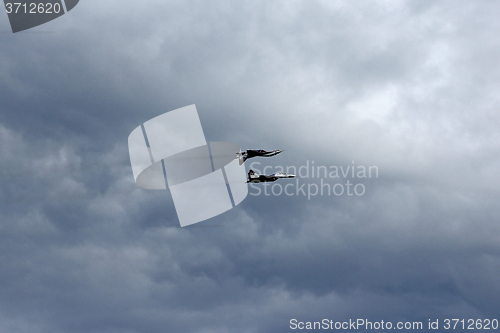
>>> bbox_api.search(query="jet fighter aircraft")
[236,149,284,165]
[246,169,296,183]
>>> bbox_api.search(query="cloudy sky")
[1,0,500,332]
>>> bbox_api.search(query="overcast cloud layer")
[1,0,500,332]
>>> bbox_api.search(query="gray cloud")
[1,0,500,332]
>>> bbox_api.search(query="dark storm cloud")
[1,0,500,332]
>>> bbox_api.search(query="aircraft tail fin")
[236,152,246,165]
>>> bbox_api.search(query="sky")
[1,0,500,332]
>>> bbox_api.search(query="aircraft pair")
[236,149,296,183]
